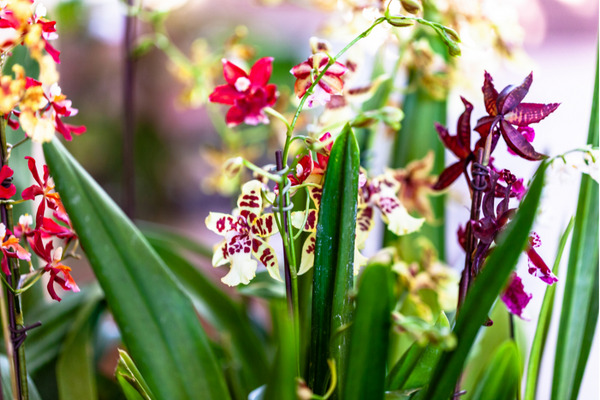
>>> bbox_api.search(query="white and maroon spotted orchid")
[360,174,425,237]
[206,180,280,286]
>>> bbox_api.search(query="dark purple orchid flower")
[474,72,559,161]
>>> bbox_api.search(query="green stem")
[0,117,27,400]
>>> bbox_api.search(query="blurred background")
[22,0,598,398]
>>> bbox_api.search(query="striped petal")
[237,180,263,221]
[251,213,279,237]
[252,237,281,281]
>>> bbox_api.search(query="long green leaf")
[344,262,393,400]
[424,162,547,400]
[56,287,104,400]
[263,300,297,400]
[148,240,269,395]
[471,340,521,400]
[43,139,230,400]
[552,52,599,400]
[308,124,360,395]
[524,218,574,400]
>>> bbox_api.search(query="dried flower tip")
[309,37,331,54]
[400,0,422,14]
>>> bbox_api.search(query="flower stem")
[0,117,27,400]
[275,151,301,376]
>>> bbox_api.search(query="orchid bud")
[386,16,415,27]
[309,37,331,54]
[223,157,244,178]
[400,0,422,14]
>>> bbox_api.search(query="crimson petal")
[249,57,273,87]
[526,246,558,284]
[500,120,546,161]
[225,106,246,127]
[221,59,248,85]
[498,72,533,114]
[504,102,560,126]
[209,84,244,105]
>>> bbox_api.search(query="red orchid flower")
[22,156,60,225]
[288,132,333,186]
[209,57,278,127]
[0,223,31,276]
[290,53,347,107]
[31,232,79,301]
[474,72,559,161]
[0,165,16,199]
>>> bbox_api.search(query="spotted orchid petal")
[205,212,235,236]
[297,233,316,275]
[291,210,318,232]
[356,205,374,247]
[212,240,229,267]
[251,237,281,281]
[251,213,278,237]
[237,180,263,221]
[220,232,256,286]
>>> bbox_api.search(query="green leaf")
[308,124,360,395]
[56,287,104,400]
[263,300,297,400]
[524,218,574,400]
[43,139,230,400]
[552,53,599,400]
[115,348,154,400]
[470,340,521,400]
[344,262,394,400]
[386,313,450,391]
[138,221,213,260]
[424,161,547,400]
[147,240,269,396]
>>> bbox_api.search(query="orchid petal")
[237,180,263,221]
[500,120,546,161]
[501,272,532,319]
[433,161,464,190]
[205,212,235,235]
[504,102,560,126]
[291,210,318,232]
[221,59,248,85]
[297,233,316,275]
[252,237,280,281]
[527,246,558,284]
[498,72,532,114]
[209,84,244,105]
[251,213,279,237]
[249,57,273,87]
[212,240,229,267]
[482,71,499,116]
[457,97,473,150]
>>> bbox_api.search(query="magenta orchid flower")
[209,57,278,127]
[474,72,559,161]
[501,272,532,319]
[291,53,347,107]
[206,180,280,286]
